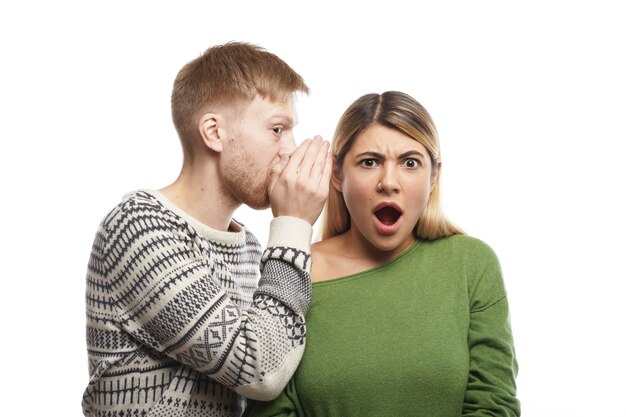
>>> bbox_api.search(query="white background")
[1,1,624,415]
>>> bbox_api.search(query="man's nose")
[278,132,297,157]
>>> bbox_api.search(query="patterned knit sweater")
[83,190,313,417]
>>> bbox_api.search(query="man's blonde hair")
[171,42,309,158]
[322,91,463,241]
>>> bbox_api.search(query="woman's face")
[335,123,438,255]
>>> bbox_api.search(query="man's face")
[220,95,297,209]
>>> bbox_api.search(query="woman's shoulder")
[424,234,500,265]
[421,235,507,304]
[311,236,344,282]
[430,233,494,251]
[312,235,340,254]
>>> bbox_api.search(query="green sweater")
[244,235,520,416]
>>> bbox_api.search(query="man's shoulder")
[100,189,174,232]
[119,189,162,210]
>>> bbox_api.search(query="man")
[83,42,331,416]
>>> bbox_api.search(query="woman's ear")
[430,161,441,189]
[198,113,224,153]
[331,157,343,192]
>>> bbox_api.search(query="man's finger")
[282,138,312,177]
[307,140,330,186]
[319,151,333,190]
[267,154,290,193]
[296,136,323,178]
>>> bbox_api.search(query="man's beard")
[221,145,271,210]
[226,175,270,209]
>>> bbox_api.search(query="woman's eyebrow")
[355,151,385,159]
[354,150,426,159]
[399,150,426,159]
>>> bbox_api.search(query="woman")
[244,91,520,416]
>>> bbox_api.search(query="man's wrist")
[267,216,313,252]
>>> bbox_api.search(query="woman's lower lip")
[373,214,401,235]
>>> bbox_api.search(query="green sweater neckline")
[313,239,423,288]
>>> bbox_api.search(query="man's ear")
[198,113,225,153]
[331,158,343,192]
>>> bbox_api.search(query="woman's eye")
[360,159,378,167]
[403,158,421,168]
[272,127,283,135]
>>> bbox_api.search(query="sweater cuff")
[266,216,313,252]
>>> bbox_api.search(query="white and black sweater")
[83,190,313,417]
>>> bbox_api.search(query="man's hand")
[268,136,332,225]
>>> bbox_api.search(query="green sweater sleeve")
[244,378,303,417]
[463,242,520,416]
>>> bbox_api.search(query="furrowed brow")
[398,150,426,159]
[355,151,385,159]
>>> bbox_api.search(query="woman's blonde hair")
[322,91,463,241]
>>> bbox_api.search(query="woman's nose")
[377,167,400,193]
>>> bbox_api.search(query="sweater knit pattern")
[83,190,311,416]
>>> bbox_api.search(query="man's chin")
[246,202,271,210]
[244,194,270,210]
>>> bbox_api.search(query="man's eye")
[272,127,283,134]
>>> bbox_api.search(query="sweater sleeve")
[462,243,521,416]
[243,378,303,417]
[95,200,312,401]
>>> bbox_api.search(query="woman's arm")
[463,240,521,416]
[464,296,520,416]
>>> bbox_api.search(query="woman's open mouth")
[373,202,403,235]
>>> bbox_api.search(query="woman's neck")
[311,228,416,283]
